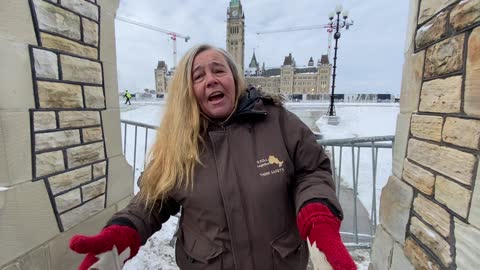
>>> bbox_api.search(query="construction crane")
[256,22,352,62]
[116,16,190,69]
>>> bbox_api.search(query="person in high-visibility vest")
[124,90,132,105]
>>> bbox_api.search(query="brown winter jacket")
[108,87,342,270]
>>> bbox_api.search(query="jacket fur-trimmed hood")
[235,86,285,115]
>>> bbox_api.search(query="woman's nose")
[205,72,218,87]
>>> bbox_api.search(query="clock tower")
[226,0,245,74]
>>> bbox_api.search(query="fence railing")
[121,119,394,248]
[317,135,394,247]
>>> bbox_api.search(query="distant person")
[69,44,356,270]
[124,90,132,105]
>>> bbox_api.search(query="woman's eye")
[193,74,204,81]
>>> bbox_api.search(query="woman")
[70,44,356,270]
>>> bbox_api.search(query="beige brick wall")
[0,0,132,269]
[371,0,480,269]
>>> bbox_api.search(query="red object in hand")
[69,225,141,270]
[297,203,357,270]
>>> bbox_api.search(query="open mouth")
[208,92,225,102]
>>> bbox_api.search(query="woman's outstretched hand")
[69,225,141,270]
[297,203,357,270]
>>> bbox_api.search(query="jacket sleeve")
[279,107,343,219]
[106,195,180,244]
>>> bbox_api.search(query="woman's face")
[192,49,236,120]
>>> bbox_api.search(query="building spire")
[248,49,259,68]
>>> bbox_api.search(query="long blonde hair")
[138,44,246,207]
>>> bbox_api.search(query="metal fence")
[121,119,394,248]
[318,135,394,247]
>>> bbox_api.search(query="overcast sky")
[115,0,410,94]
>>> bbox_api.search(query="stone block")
[33,111,56,131]
[99,12,117,65]
[16,245,51,270]
[0,181,59,266]
[465,27,480,117]
[402,159,435,195]
[399,51,424,114]
[0,0,37,44]
[36,150,65,177]
[443,117,480,149]
[101,109,122,157]
[106,155,133,207]
[62,0,99,21]
[115,195,133,211]
[60,195,105,230]
[392,113,411,178]
[33,0,81,40]
[84,86,105,109]
[470,166,480,227]
[0,40,35,109]
[418,0,457,25]
[409,217,452,267]
[97,0,120,14]
[455,218,480,269]
[35,130,81,151]
[33,48,58,79]
[93,161,106,178]
[390,243,414,270]
[82,126,103,143]
[0,263,20,270]
[407,139,475,185]
[370,225,393,270]
[0,111,32,186]
[410,114,443,142]
[66,142,105,168]
[37,81,83,109]
[419,76,462,113]
[404,237,440,270]
[82,18,99,46]
[450,0,480,31]
[403,0,420,54]
[413,194,450,237]
[424,34,464,78]
[41,32,97,59]
[48,204,116,270]
[103,62,120,109]
[0,132,8,191]
[435,175,472,218]
[82,178,106,201]
[55,188,81,213]
[379,175,413,244]
[415,12,447,49]
[60,55,102,84]
[59,110,100,128]
[48,165,91,194]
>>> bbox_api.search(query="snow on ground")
[317,105,399,223]
[120,102,399,270]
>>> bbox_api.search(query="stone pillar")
[370,0,480,269]
[0,0,133,269]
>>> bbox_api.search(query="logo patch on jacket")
[257,155,285,176]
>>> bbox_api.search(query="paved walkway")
[338,186,373,244]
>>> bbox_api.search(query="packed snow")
[120,100,399,270]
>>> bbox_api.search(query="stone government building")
[155,0,332,98]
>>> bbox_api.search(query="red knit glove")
[297,203,356,270]
[69,225,141,270]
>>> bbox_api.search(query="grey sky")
[115,0,410,94]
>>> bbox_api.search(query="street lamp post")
[326,5,353,117]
